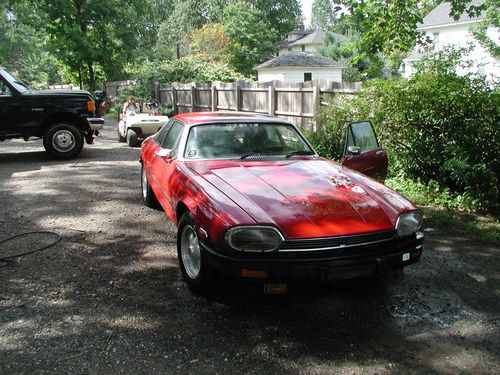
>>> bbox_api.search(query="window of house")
[304,73,312,82]
[433,32,439,48]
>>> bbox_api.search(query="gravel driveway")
[1,119,499,375]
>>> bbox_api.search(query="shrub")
[310,50,500,212]
[135,57,247,83]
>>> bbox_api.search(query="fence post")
[211,85,218,112]
[312,83,320,118]
[235,84,242,111]
[171,86,178,114]
[191,84,196,112]
[268,85,276,116]
[155,82,160,102]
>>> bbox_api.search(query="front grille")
[279,230,395,252]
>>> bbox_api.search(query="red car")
[140,112,424,292]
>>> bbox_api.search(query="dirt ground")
[0,119,499,375]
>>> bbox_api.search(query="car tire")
[127,129,139,147]
[177,212,216,293]
[117,128,126,142]
[43,123,84,160]
[141,165,160,209]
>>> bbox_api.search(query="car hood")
[26,89,92,98]
[188,158,416,239]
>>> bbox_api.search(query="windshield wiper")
[240,146,285,160]
[240,152,255,160]
[285,150,315,158]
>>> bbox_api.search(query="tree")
[335,0,492,57]
[311,0,337,29]
[222,1,277,75]
[250,0,302,37]
[190,23,232,63]
[0,0,63,87]
[39,0,150,90]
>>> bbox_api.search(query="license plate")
[402,252,410,262]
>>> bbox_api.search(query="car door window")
[154,119,173,145]
[349,121,379,152]
[161,121,183,151]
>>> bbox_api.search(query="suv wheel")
[43,123,84,159]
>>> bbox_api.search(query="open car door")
[340,120,388,181]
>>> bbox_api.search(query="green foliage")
[334,0,494,59]
[310,49,500,212]
[311,0,337,30]
[39,0,153,89]
[190,23,232,63]
[222,1,278,75]
[385,174,474,210]
[135,57,246,83]
[470,0,500,58]
[306,96,370,161]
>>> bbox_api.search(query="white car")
[117,100,169,147]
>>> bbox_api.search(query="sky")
[301,0,313,27]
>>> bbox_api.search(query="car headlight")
[396,211,423,238]
[225,226,284,252]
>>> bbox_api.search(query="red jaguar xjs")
[140,112,424,292]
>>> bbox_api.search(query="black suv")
[0,67,104,159]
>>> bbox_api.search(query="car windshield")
[2,69,30,93]
[184,122,313,160]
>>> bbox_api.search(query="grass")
[421,207,500,244]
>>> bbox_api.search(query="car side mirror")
[347,146,361,156]
[154,148,174,159]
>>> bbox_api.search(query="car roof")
[173,111,292,126]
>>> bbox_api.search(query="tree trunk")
[87,60,95,92]
[78,65,83,90]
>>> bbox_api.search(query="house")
[255,29,346,83]
[254,51,345,83]
[277,29,325,55]
[403,0,499,80]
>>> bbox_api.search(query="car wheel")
[141,165,160,209]
[43,123,84,160]
[127,129,139,147]
[177,212,216,293]
[117,127,126,142]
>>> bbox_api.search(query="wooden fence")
[100,80,361,130]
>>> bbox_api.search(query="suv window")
[0,80,12,96]
[161,121,183,150]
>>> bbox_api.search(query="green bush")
[310,50,500,213]
[135,57,247,83]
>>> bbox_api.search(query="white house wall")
[278,44,321,56]
[404,22,499,81]
[257,68,343,83]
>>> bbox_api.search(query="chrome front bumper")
[87,117,105,131]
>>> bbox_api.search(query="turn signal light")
[87,100,96,112]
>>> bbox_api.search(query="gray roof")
[290,29,325,46]
[419,0,484,28]
[277,29,313,48]
[254,52,344,70]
